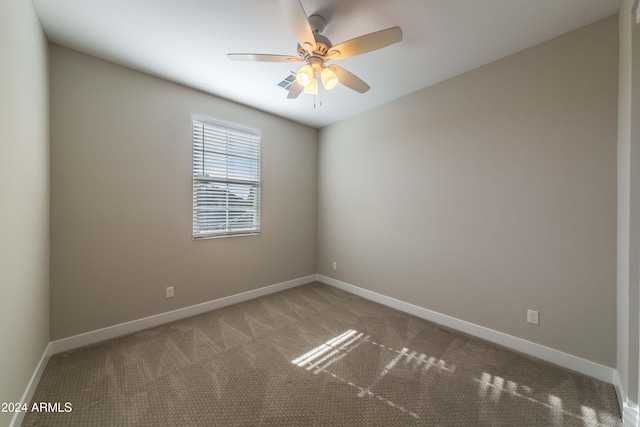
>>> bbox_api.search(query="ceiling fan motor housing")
[298,37,331,58]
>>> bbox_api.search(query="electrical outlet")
[332,262,337,270]
[527,309,539,325]
[166,286,174,298]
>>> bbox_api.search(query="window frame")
[192,118,261,240]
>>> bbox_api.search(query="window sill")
[193,232,260,240]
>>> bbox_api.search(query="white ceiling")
[32,0,621,129]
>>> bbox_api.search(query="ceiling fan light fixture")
[303,76,318,95]
[321,67,339,90]
[296,64,314,87]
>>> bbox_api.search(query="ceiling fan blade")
[327,27,403,60]
[331,66,370,93]
[278,0,316,53]
[287,81,304,99]
[227,53,302,63]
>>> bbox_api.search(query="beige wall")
[318,17,618,366]
[617,0,640,409]
[0,0,50,425]
[49,45,317,340]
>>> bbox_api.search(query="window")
[192,119,261,239]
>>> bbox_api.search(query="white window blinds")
[193,119,261,238]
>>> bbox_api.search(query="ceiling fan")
[228,0,403,99]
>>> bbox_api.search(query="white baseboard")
[50,275,316,355]
[10,343,52,427]
[624,404,640,427]
[614,370,639,427]
[317,274,615,385]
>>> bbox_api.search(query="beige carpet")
[23,282,622,426]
